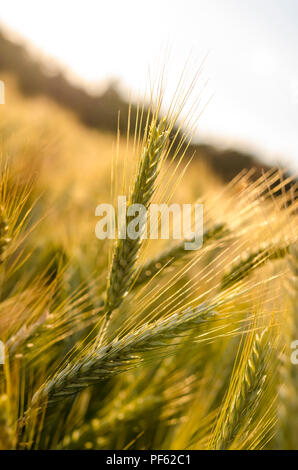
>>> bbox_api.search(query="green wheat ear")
[221,243,289,290]
[134,223,227,286]
[30,301,216,411]
[0,206,10,264]
[214,330,269,450]
[104,118,169,316]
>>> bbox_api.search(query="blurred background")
[0,0,298,182]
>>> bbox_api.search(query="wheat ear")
[104,118,169,316]
[30,302,215,410]
[60,358,189,449]
[214,330,268,450]
[135,223,227,286]
[221,243,289,290]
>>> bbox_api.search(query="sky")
[0,0,298,171]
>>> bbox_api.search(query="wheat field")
[0,75,297,450]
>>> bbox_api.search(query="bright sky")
[1,0,298,171]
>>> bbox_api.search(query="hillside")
[0,28,275,183]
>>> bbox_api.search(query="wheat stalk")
[214,330,268,450]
